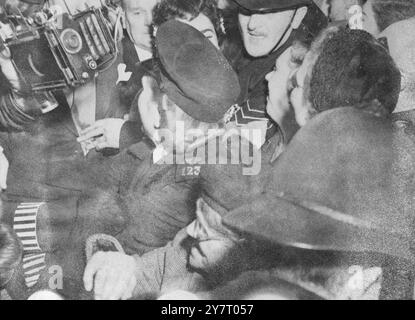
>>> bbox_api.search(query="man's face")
[186,199,242,274]
[123,0,159,50]
[362,0,380,36]
[138,76,187,153]
[238,10,296,58]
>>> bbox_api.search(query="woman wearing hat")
[225,27,415,299]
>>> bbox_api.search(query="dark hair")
[153,0,222,37]
[308,26,401,114]
[362,0,415,32]
[0,224,22,289]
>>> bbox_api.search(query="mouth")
[248,32,267,39]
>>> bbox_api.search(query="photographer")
[0,0,147,200]
[78,0,160,151]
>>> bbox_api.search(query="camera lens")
[60,28,83,54]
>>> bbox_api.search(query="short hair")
[307,26,401,114]
[363,0,415,32]
[0,224,22,289]
[153,0,222,37]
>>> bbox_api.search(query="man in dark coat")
[1,20,242,300]
[0,0,153,200]
[77,0,161,151]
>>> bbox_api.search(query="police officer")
[229,0,327,144]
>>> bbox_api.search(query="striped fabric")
[13,202,47,288]
[22,253,47,288]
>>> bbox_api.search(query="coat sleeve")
[119,120,144,151]
[132,229,203,299]
[118,180,199,255]
[0,91,36,132]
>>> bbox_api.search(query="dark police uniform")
[230,0,327,142]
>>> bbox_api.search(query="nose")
[145,11,153,26]
[247,14,262,32]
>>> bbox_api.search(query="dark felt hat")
[224,107,415,262]
[231,0,313,12]
[155,20,240,123]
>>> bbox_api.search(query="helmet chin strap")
[267,9,298,57]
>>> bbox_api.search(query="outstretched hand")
[83,251,137,300]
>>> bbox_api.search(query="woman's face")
[177,13,219,48]
[289,53,315,127]
[265,48,294,125]
[265,47,315,127]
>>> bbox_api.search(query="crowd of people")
[0,0,414,300]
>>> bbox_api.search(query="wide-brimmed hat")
[224,107,415,262]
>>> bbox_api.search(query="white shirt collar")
[134,45,153,62]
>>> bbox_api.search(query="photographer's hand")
[83,251,137,300]
[77,118,126,150]
[0,146,8,190]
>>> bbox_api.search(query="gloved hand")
[84,251,137,300]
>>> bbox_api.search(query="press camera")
[0,1,118,92]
